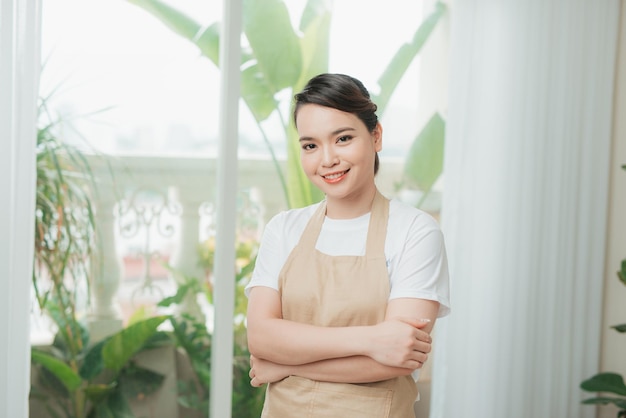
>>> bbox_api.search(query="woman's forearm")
[248,316,430,368]
[249,354,415,387]
[247,288,432,368]
[286,355,415,383]
[247,317,373,365]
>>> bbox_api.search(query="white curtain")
[0,0,41,417]
[432,1,620,417]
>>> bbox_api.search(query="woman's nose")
[321,147,339,167]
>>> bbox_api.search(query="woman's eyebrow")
[299,127,356,142]
[330,127,356,136]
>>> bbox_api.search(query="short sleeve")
[244,213,286,297]
[389,215,451,318]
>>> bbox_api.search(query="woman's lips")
[321,170,348,183]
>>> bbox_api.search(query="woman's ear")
[373,122,383,152]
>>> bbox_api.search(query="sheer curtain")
[0,0,42,416]
[432,1,620,417]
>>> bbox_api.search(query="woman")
[246,73,450,417]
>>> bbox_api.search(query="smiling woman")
[294,75,383,217]
[246,73,450,418]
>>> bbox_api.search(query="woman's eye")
[337,135,352,143]
[302,143,316,150]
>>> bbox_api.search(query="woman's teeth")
[324,171,346,180]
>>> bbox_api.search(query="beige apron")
[261,191,418,418]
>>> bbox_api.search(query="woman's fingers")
[249,355,258,386]
[367,320,429,368]
[413,336,431,354]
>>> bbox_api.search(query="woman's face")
[296,104,382,204]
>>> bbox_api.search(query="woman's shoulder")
[265,201,322,232]
[388,197,441,231]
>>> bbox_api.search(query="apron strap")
[295,200,327,251]
[365,191,389,258]
[296,191,389,257]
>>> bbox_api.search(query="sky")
[40,0,427,158]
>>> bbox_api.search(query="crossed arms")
[246,287,439,387]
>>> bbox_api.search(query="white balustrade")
[88,173,124,342]
[169,185,210,324]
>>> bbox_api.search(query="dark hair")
[293,73,380,174]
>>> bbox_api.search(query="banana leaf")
[374,1,446,114]
[31,350,82,392]
[403,112,445,194]
[285,0,332,208]
[581,372,626,396]
[102,316,169,373]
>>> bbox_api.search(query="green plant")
[580,165,626,417]
[34,91,99,337]
[154,237,262,417]
[31,315,171,418]
[581,373,626,417]
[397,112,446,208]
[32,79,168,418]
[126,0,447,209]
[33,72,120,344]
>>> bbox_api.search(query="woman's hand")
[366,317,432,369]
[249,355,290,387]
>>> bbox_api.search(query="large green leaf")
[291,0,332,114]
[299,0,332,32]
[374,1,446,114]
[46,299,90,355]
[243,0,302,92]
[127,0,219,64]
[581,396,626,409]
[581,372,626,396]
[403,112,445,192]
[194,23,220,64]
[285,121,322,209]
[241,63,279,122]
[127,0,277,122]
[87,389,135,418]
[80,339,108,380]
[102,316,169,372]
[83,382,118,405]
[618,259,626,286]
[118,363,165,400]
[613,324,626,333]
[31,350,82,392]
[285,0,332,208]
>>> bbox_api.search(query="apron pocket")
[310,381,393,418]
[262,376,393,418]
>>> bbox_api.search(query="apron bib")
[261,191,418,418]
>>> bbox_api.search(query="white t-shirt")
[245,198,451,318]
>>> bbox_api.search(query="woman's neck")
[324,187,378,219]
